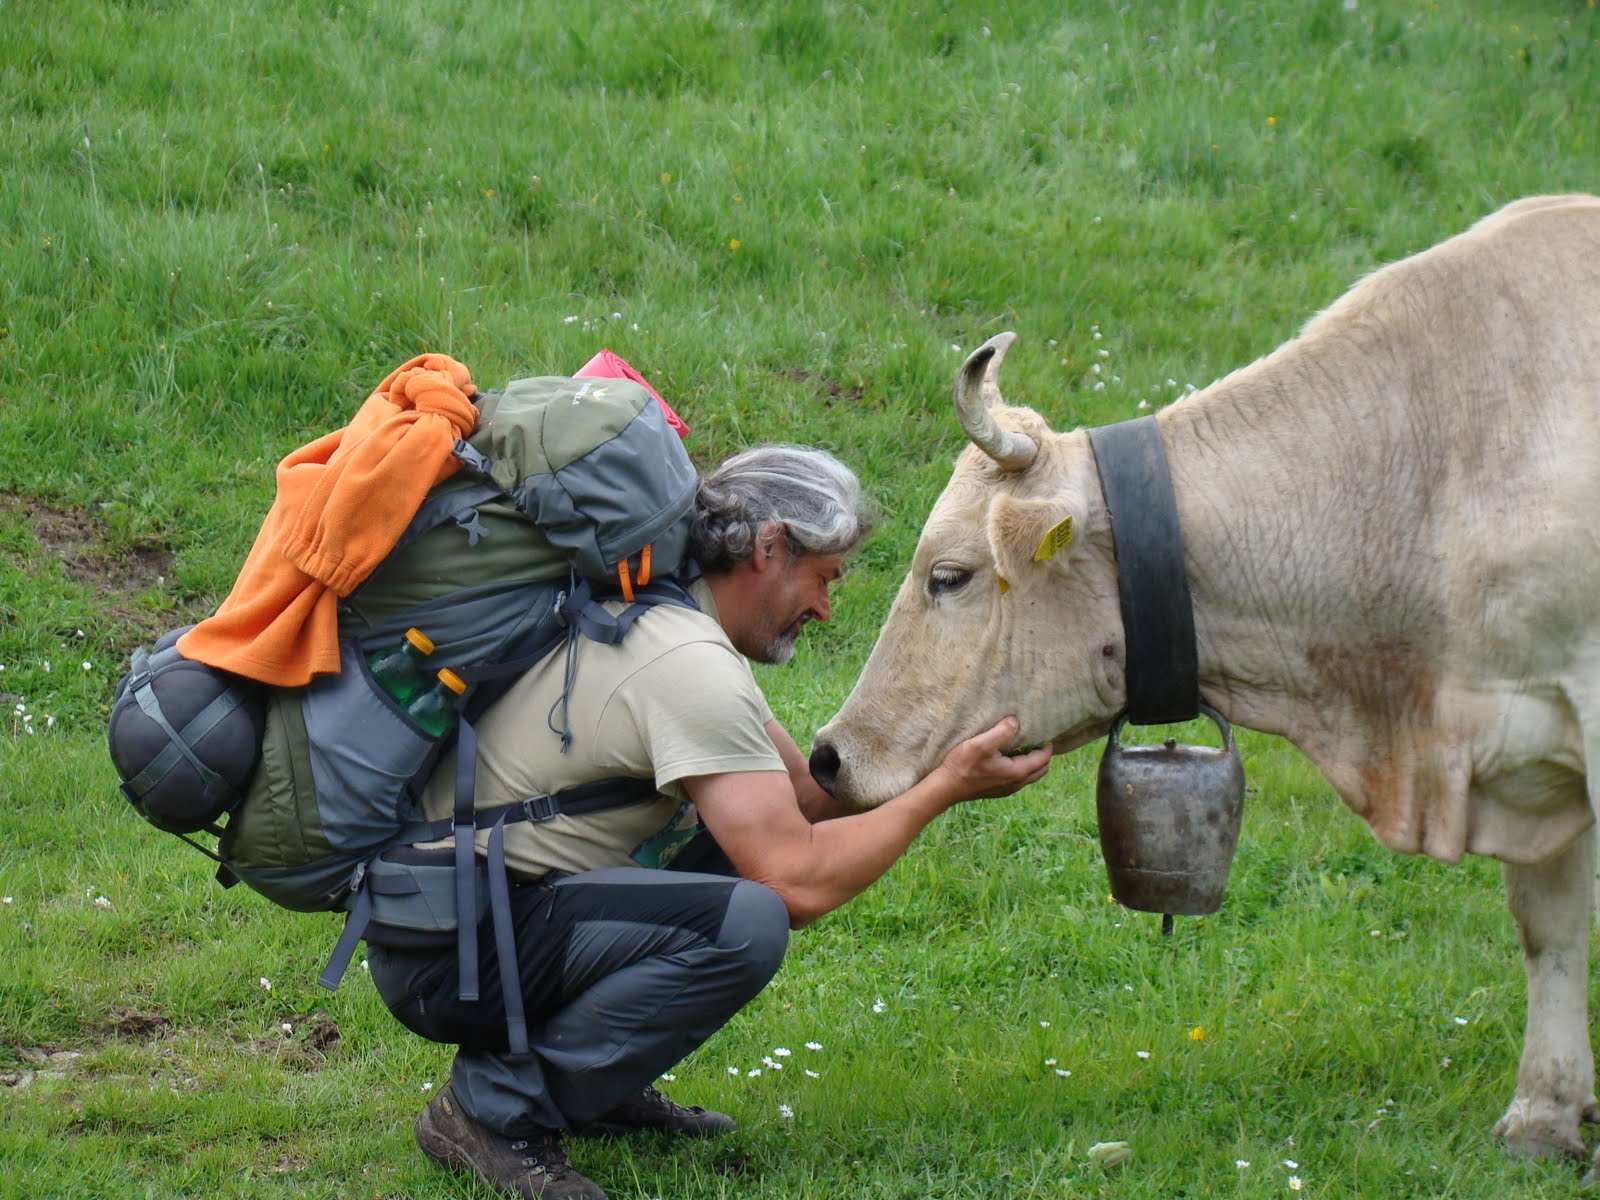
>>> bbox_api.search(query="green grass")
[3,0,1599,1196]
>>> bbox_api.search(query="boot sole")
[574,1118,736,1139]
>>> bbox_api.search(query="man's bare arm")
[687,717,1049,928]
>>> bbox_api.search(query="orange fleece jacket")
[178,354,478,686]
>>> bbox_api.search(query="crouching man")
[366,445,1052,1199]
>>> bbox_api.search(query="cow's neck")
[1152,338,1456,843]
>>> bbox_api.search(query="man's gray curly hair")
[690,444,874,572]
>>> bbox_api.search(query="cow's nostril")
[808,742,841,793]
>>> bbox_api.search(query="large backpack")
[110,372,699,1049]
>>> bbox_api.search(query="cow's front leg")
[1493,826,1595,1162]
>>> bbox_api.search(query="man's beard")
[756,617,806,665]
[760,630,798,665]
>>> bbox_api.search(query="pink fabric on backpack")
[574,349,689,439]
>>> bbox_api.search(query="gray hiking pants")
[367,858,790,1136]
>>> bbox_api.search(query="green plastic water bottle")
[407,667,468,737]
[367,628,434,706]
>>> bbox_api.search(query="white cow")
[812,195,1600,1170]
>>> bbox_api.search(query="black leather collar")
[1086,416,1199,725]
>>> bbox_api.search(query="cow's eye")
[927,565,973,597]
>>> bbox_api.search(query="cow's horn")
[955,332,1038,471]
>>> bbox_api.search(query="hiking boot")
[576,1084,737,1138]
[415,1084,606,1200]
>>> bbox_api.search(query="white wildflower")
[804,1069,819,1078]
[281,1023,293,1034]
[1039,1020,1050,1028]
[805,1041,822,1051]
[1236,1159,1250,1169]
[1283,1159,1298,1169]
[659,1073,675,1082]
[259,977,272,990]
[747,1068,761,1078]
[777,1103,794,1118]
[1136,1050,1151,1059]
[422,1081,433,1091]
[727,1066,739,1075]
[1289,1177,1303,1191]
[872,999,886,1013]
[1055,1068,1071,1077]
[81,661,92,672]
[1454,1016,1468,1026]
[93,895,112,908]
[773,1047,791,1057]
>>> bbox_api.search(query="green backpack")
[110,373,699,1051]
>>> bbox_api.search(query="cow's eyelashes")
[927,565,973,597]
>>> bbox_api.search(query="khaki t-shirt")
[418,577,783,879]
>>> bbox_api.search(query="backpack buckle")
[452,438,494,476]
[520,793,561,823]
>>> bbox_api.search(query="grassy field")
[3,1,1599,1197]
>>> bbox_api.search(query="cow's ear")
[987,493,1083,588]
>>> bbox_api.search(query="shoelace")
[509,1136,573,1179]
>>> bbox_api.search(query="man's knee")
[717,879,790,987]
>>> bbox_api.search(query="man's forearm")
[771,768,958,926]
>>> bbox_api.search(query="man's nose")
[811,588,832,622]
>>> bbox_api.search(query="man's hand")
[931,716,1052,802]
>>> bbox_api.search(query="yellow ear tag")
[997,576,1010,594]
[1032,516,1074,562]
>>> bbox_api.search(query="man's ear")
[751,521,787,573]
[986,493,1083,591]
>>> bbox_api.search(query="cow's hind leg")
[1493,825,1595,1162]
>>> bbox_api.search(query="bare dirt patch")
[2,492,178,635]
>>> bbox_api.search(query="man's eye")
[928,566,973,597]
